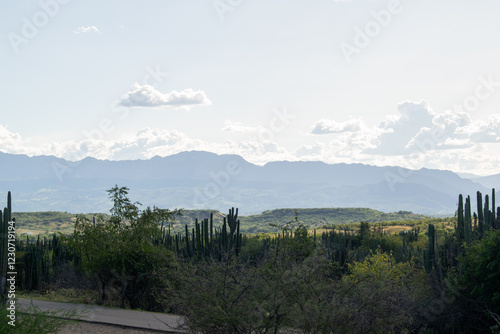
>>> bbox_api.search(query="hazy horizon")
[2,1,500,176]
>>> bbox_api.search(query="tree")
[72,185,181,309]
[107,185,141,224]
[72,214,119,305]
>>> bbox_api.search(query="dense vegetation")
[2,186,500,333]
[240,208,427,233]
[12,207,428,237]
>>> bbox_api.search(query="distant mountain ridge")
[0,150,496,215]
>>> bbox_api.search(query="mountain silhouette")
[0,150,493,215]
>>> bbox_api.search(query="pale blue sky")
[1,0,500,175]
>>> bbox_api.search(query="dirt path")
[18,298,184,333]
[58,321,166,333]
[58,321,170,333]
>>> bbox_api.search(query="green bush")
[453,229,500,331]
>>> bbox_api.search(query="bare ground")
[59,321,167,334]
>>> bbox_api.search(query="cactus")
[227,207,239,249]
[185,225,192,257]
[210,213,214,256]
[195,219,201,256]
[484,194,491,231]
[203,218,209,257]
[496,207,500,230]
[0,192,12,303]
[492,189,496,227]
[477,191,484,236]
[464,195,472,244]
[424,224,436,273]
[457,194,464,248]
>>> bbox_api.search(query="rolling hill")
[12,208,429,236]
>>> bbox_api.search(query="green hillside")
[12,208,428,236]
[239,208,427,234]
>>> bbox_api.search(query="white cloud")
[119,83,212,109]
[65,128,200,161]
[221,140,294,165]
[310,118,363,134]
[16,127,292,165]
[1,99,499,176]
[301,101,499,174]
[221,120,264,134]
[73,26,100,34]
[296,142,325,157]
[366,100,436,155]
[406,111,500,152]
[0,125,24,153]
[460,114,500,143]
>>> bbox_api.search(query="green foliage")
[245,207,428,233]
[107,185,141,224]
[334,251,428,333]
[72,214,120,304]
[170,247,429,334]
[170,244,326,333]
[12,185,500,333]
[12,211,110,238]
[71,185,180,309]
[357,221,371,247]
[424,224,436,273]
[11,207,431,237]
[458,230,500,323]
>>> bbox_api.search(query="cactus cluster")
[457,189,498,244]
[157,208,243,260]
[0,191,13,303]
[15,233,76,291]
[423,188,500,288]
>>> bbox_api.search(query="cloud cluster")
[0,125,24,154]
[119,84,212,109]
[301,100,500,174]
[4,126,290,166]
[309,100,500,157]
[310,118,363,134]
[1,99,499,175]
[368,101,436,155]
[73,26,100,34]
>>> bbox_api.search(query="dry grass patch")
[17,228,46,235]
[382,225,413,234]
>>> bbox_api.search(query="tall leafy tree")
[72,185,181,308]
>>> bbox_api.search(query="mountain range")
[0,150,497,215]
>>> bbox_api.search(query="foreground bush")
[165,247,430,334]
[288,250,430,334]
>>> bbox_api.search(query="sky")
[1,0,500,176]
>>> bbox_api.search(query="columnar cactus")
[457,194,464,248]
[496,207,500,230]
[477,191,484,236]
[424,224,436,273]
[0,192,12,302]
[484,194,491,231]
[492,189,496,227]
[464,195,472,244]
